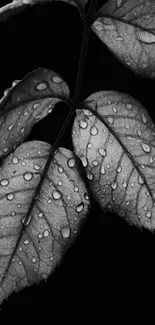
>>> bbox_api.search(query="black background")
[0,0,155,319]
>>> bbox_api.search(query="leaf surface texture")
[72,90,155,230]
[92,0,155,78]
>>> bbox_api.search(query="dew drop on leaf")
[74,186,79,192]
[6,193,14,201]
[34,164,40,170]
[138,175,144,185]
[141,113,147,124]
[107,117,114,125]
[111,182,118,190]
[140,142,151,153]
[116,166,122,173]
[44,230,49,237]
[23,239,29,245]
[101,164,105,175]
[93,160,99,166]
[84,193,89,200]
[0,179,9,186]
[67,158,75,168]
[81,156,88,167]
[79,120,88,129]
[32,257,37,263]
[61,225,70,239]
[87,172,94,180]
[76,202,84,212]
[52,190,61,200]
[36,82,47,90]
[98,148,106,157]
[87,143,92,149]
[12,156,19,164]
[33,103,40,109]
[58,166,64,173]
[57,181,62,186]
[146,211,151,218]
[126,103,132,110]
[90,126,98,136]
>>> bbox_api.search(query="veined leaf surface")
[0,140,90,305]
[92,0,155,79]
[0,0,88,22]
[0,67,69,160]
[72,90,155,230]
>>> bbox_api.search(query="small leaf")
[0,67,69,159]
[0,0,88,22]
[0,140,90,305]
[92,0,155,79]
[72,90,155,231]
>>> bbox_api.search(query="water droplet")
[23,111,28,116]
[21,127,25,133]
[34,164,40,170]
[11,211,16,216]
[101,164,105,175]
[47,198,52,204]
[61,225,70,238]
[24,239,29,245]
[0,179,9,186]
[113,107,117,113]
[84,193,89,200]
[67,158,75,168]
[149,157,153,163]
[93,160,99,166]
[52,190,61,200]
[3,147,8,153]
[138,175,144,184]
[137,130,142,136]
[76,202,84,212]
[35,114,42,120]
[38,233,43,239]
[130,182,134,187]
[141,142,151,153]
[79,120,88,129]
[7,193,14,200]
[146,211,151,218]
[36,82,47,90]
[90,126,98,136]
[87,172,94,180]
[19,247,22,252]
[125,124,130,130]
[23,171,33,181]
[98,148,106,157]
[58,181,62,186]
[141,113,147,124]
[33,102,40,109]
[107,115,114,124]
[126,103,132,110]
[44,229,49,237]
[111,182,118,190]
[58,166,64,173]
[12,156,19,164]
[8,124,13,131]
[122,181,127,188]
[87,143,92,149]
[84,109,93,116]
[117,166,122,173]
[38,212,43,218]
[74,186,79,192]
[32,257,37,263]
[81,156,88,167]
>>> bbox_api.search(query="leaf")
[0,0,88,22]
[0,140,90,305]
[92,0,155,79]
[72,90,155,231]
[0,67,69,160]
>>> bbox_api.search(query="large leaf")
[0,140,90,305]
[72,90,155,230]
[0,67,69,160]
[0,0,88,22]
[92,0,155,79]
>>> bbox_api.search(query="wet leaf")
[0,140,90,305]
[0,0,88,22]
[0,67,69,160]
[72,90,155,230]
[92,0,155,79]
